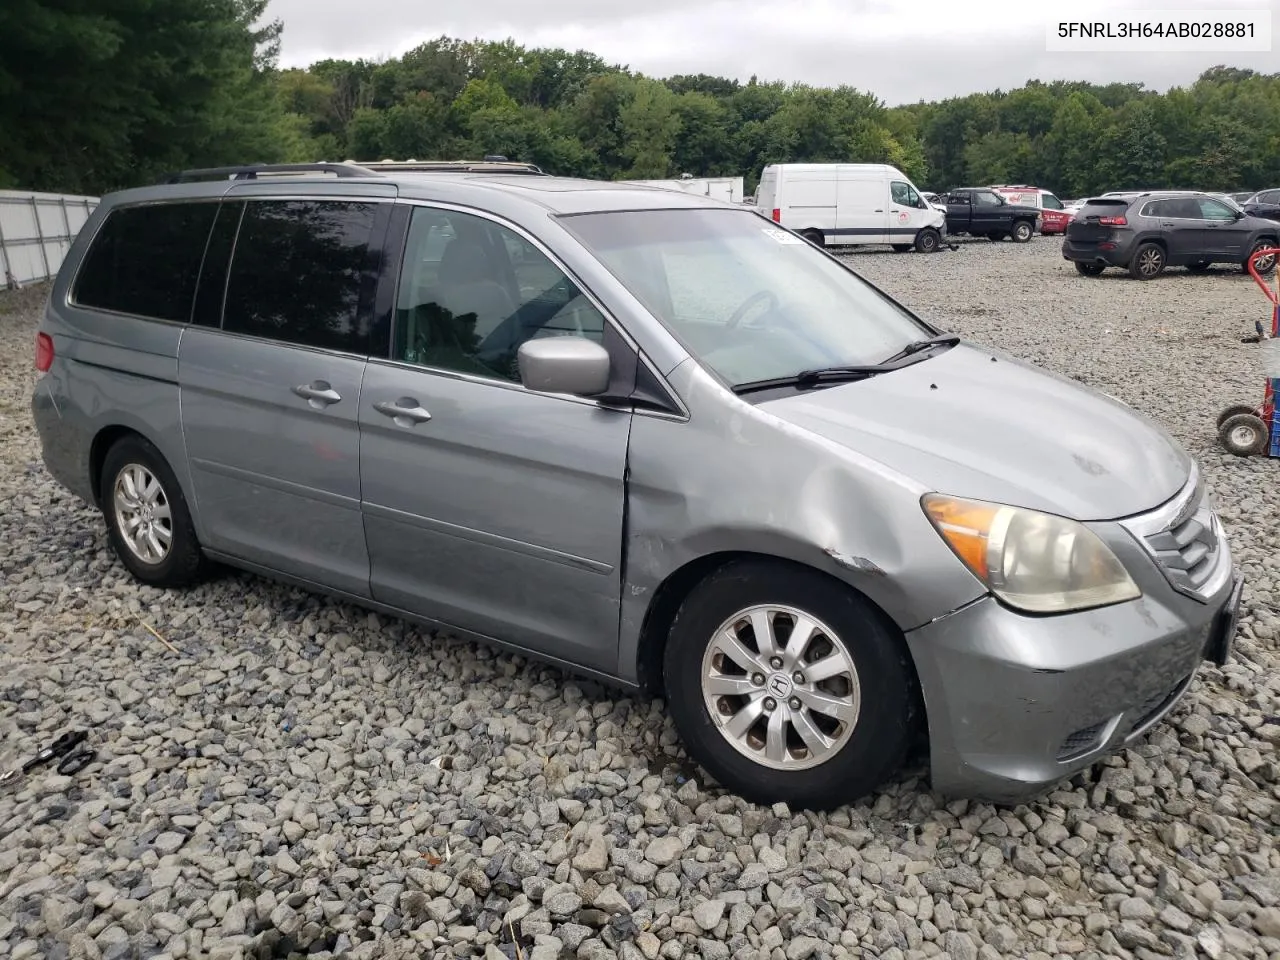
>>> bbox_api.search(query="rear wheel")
[100,435,208,587]
[1129,243,1166,280]
[1245,241,1277,275]
[1219,413,1269,457]
[1011,221,1034,243]
[914,229,940,254]
[800,229,825,247]
[663,559,917,810]
[1075,262,1105,277]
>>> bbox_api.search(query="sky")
[267,0,1279,106]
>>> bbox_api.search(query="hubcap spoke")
[749,610,778,658]
[705,675,759,698]
[804,652,848,684]
[715,630,764,673]
[723,699,765,739]
[782,615,816,664]
[797,687,859,724]
[792,710,837,756]
[764,707,788,764]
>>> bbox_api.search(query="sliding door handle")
[373,398,432,426]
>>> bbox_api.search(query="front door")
[971,189,1006,233]
[889,180,927,243]
[178,196,390,597]
[1195,195,1248,258]
[359,204,632,671]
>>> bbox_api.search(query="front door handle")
[292,380,342,408]
[373,397,432,426]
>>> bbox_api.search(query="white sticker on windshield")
[761,227,803,244]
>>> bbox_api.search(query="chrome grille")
[1120,466,1225,603]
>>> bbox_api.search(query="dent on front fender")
[616,361,987,685]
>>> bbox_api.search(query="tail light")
[771,208,781,222]
[1097,215,1127,226]
[35,332,54,372]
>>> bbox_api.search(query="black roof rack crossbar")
[163,162,383,184]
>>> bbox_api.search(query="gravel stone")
[3,250,1280,959]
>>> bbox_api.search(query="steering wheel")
[726,289,780,329]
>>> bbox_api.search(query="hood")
[759,343,1191,521]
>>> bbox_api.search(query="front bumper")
[906,489,1239,803]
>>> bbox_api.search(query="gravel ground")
[1,238,1279,960]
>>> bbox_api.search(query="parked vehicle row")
[30,160,1243,809]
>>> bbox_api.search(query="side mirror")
[518,337,611,397]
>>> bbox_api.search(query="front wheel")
[1011,221,1034,243]
[1219,413,1269,457]
[914,228,940,254]
[100,434,209,587]
[1245,241,1277,275]
[1217,404,1260,428]
[1129,242,1166,280]
[1075,262,1105,277]
[662,559,917,810]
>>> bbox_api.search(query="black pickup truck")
[940,187,1040,242]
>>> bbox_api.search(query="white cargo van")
[755,163,946,253]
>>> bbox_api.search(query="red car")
[990,185,1074,235]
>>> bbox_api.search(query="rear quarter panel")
[33,189,221,525]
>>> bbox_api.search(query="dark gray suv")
[1062,191,1279,280]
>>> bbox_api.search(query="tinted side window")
[393,206,605,383]
[73,201,218,322]
[974,192,1001,208]
[222,200,378,353]
[191,201,244,328]
[1262,191,1280,204]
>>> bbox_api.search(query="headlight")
[922,494,1141,614]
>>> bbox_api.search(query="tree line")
[3,3,1279,199]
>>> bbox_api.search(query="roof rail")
[163,162,382,184]
[349,159,548,175]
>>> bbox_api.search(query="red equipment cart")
[1217,246,1280,457]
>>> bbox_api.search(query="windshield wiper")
[732,365,890,395]
[878,333,961,365]
[730,335,961,396]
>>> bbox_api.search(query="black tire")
[1011,220,1034,243]
[800,229,824,247]
[1129,242,1166,280]
[662,559,917,810]
[1075,262,1105,277]
[891,244,913,253]
[914,228,940,254]
[1218,413,1269,457]
[1217,404,1260,428]
[1245,241,1277,275]
[1187,260,1211,273]
[100,434,208,587]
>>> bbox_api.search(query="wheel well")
[89,425,143,507]
[634,551,923,705]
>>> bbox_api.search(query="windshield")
[557,208,929,387]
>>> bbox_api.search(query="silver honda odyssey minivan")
[31,162,1243,810]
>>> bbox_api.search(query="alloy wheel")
[700,604,861,771]
[112,463,173,564]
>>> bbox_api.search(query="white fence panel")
[0,190,99,289]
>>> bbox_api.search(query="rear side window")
[73,202,219,322]
[222,200,380,354]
